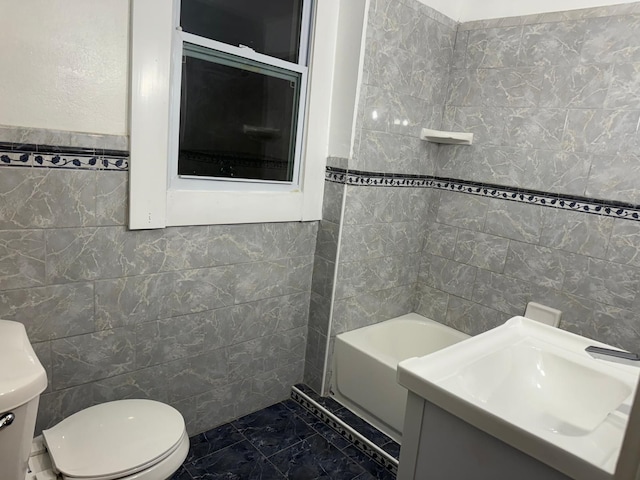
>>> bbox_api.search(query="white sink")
[398,316,639,479]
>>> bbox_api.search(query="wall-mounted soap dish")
[420,128,473,145]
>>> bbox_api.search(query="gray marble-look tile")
[519,21,585,66]
[0,229,45,289]
[190,382,239,435]
[135,315,206,368]
[377,284,415,320]
[0,168,96,229]
[451,30,469,69]
[95,267,236,329]
[504,241,568,290]
[249,360,305,414]
[206,293,310,349]
[35,383,95,434]
[540,208,614,258]
[606,220,640,268]
[357,129,427,175]
[343,186,427,226]
[96,171,127,226]
[435,190,489,232]
[315,220,340,262]
[364,37,415,96]
[441,106,507,146]
[46,226,166,283]
[483,68,543,108]
[445,68,490,107]
[0,283,94,342]
[466,26,523,69]
[563,255,640,309]
[562,109,640,156]
[502,108,566,150]
[311,256,335,299]
[423,222,458,259]
[539,64,612,109]
[523,150,591,196]
[484,199,543,243]
[591,303,640,353]
[163,348,229,403]
[581,14,640,64]
[472,269,531,315]
[332,292,386,335]
[413,283,450,323]
[92,365,168,404]
[335,254,419,300]
[51,327,136,390]
[308,290,331,335]
[323,180,345,224]
[420,254,477,300]
[605,63,640,110]
[454,229,510,273]
[445,296,509,336]
[437,145,529,187]
[586,154,640,204]
[340,221,423,263]
[227,328,306,384]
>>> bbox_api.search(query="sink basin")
[398,316,639,479]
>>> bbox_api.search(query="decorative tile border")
[326,166,640,222]
[291,385,399,476]
[0,143,129,171]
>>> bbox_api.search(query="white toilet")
[0,320,189,480]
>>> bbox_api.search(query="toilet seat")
[42,399,187,480]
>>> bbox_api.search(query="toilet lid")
[42,399,185,479]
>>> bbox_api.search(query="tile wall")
[421,6,640,352]
[0,126,317,435]
[308,1,640,393]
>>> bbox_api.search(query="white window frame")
[129,0,338,228]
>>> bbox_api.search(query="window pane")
[180,0,304,63]
[178,44,301,183]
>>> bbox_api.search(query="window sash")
[168,23,309,192]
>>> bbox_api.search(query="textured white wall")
[0,0,129,135]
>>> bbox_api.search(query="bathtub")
[331,313,469,442]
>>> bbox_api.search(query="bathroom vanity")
[396,317,639,480]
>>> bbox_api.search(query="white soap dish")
[524,302,562,327]
[419,128,473,145]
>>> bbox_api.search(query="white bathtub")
[331,313,469,442]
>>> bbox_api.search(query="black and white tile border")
[291,386,399,476]
[0,143,129,171]
[326,166,640,222]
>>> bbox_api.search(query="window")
[129,0,336,228]
[170,0,310,191]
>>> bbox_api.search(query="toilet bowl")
[0,320,189,480]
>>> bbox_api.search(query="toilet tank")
[0,320,47,480]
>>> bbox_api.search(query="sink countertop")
[397,316,640,480]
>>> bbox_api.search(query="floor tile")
[185,440,285,480]
[171,466,193,480]
[269,434,365,480]
[187,423,244,463]
[333,409,394,449]
[232,402,316,457]
[341,446,396,480]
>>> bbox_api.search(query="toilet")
[0,320,189,480]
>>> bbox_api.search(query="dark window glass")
[180,0,304,63]
[178,44,301,183]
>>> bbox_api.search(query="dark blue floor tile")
[294,385,344,413]
[187,423,244,462]
[269,434,365,480]
[333,409,393,448]
[185,440,285,480]
[381,440,401,460]
[341,446,396,480]
[283,399,352,450]
[171,466,194,480]
[232,402,316,457]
